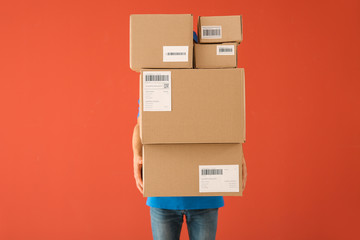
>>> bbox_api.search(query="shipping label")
[201,26,222,39]
[199,165,239,192]
[217,45,235,55]
[143,71,171,111]
[163,46,189,62]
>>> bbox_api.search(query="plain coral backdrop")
[0,0,359,239]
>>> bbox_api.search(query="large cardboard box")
[194,43,238,68]
[198,15,243,43]
[130,14,193,72]
[139,68,246,144]
[143,143,243,197]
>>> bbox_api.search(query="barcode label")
[217,45,235,55]
[143,71,171,111]
[145,74,169,82]
[201,169,223,175]
[163,46,188,62]
[199,165,239,193]
[201,26,222,39]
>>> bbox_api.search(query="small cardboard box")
[194,43,238,68]
[143,143,244,197]
[130,14,193,72]
[139,68,246,144]
[198,15,243,43]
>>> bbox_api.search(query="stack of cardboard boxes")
[130,14,245,197]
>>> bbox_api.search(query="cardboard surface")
[130,14,193,72]
[143,143,243,197]
[140,68,246,144]
[198,15,243,43]
[194,43,238,68]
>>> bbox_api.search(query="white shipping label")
[199,165,239,193]
[201,26,222,39]
[143,71,171,111]
[163,46,189,62]
[217,45,235,55]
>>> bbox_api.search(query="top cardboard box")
[198,15,243,43]
[130,14,193,72]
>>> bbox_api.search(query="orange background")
[0,0,359,239]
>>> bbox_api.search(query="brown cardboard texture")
[130,14,193,72]
[143,143,243,197]
[198,15,243,43]
[140,68,246,144]
[194,43,238,68]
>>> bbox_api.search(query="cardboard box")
[198,15,243,43]
[143,143,243,197]
[194,43,238,68]
[139,68,246,144]
[130,14,193,72]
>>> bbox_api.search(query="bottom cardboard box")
[143,144,243,197]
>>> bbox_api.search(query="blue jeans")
[150,207,219,240]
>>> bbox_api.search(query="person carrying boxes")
[130,14,247,240]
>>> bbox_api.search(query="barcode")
[219,48,233,52]
[166,52,186,55]
[201,169,223,175]
[204,29,221,36]
[202,26,222,39]
[145,75,169,81]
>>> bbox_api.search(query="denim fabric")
[150,207,218,240]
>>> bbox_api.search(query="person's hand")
[133,154,143,194]
[242,157,247,191]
